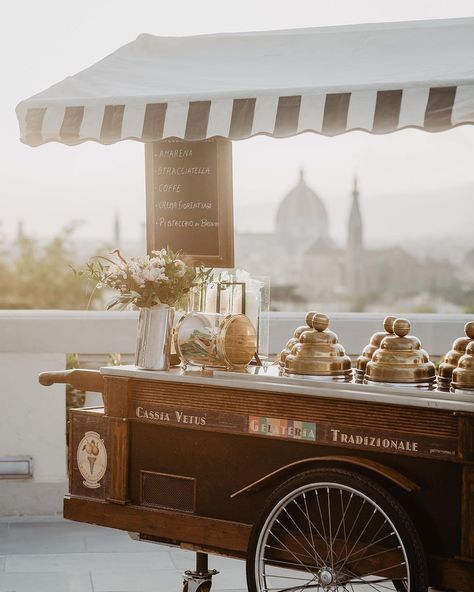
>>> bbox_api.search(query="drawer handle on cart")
[38,369,104,392]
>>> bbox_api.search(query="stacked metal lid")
[355,316,396,382]
[278,311,316,369]
[279,313,474,392]
[282,312,352,379]
[438,322,474,392]
[365,318,436,388]
[451,327,474,393]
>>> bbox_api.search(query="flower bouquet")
[79,248,209,310]
[78,248,211,370]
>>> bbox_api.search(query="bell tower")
[346,176,365,307]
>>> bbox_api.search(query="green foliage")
[0,226,100,309]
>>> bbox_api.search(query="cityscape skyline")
[3,166,473,259]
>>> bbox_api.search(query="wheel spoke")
[265,543,315,561]
[344,513,396,569]
[347,516,388,562]
[344,573,400,591]
[263,557,318,571]
[265,573,316,581]
[336,507,381,573]
[303,492,316,562]
[347,543,402,565]
[261,585,319,592]
[342,567,398,590]
[342,530,398,569]
[272,517,319,569]
[293,498,328,549]
[314,489,330,562]
[281,504,326,565]
[332,489,353,564]
[355,560,406,579]
[327,487,335,570]
[266,529,319,577]
[339,495,366,564]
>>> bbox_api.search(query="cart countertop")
[100,365,474,414]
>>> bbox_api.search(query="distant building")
[346,177,364,300]
[235,169,338,291]
[113,211,121,249]
[235,170,461,312]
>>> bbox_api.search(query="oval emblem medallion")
[77,431,107,489]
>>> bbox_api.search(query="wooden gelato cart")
[39,362,474,592]
[17,16,474,592]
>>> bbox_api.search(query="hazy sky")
[2,0,474,247]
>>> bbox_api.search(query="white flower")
[131,271,145,288]
[174,259,187,277]
[142,266,167,283]
[108,265,121,278]
[150,257,165,269]
[152,249,167,257]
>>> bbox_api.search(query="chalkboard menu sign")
[145,138,234,268]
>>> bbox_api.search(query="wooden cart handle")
[38,369,104,393]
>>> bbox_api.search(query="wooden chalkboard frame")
[145,138,234,268]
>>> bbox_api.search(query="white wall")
[1,353,66,482]
[0,310,138,516]
[0,353,66,515]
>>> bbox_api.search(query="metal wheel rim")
[254,481,411,592]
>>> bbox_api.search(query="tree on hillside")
[0,226,102,309]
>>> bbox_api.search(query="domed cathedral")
[234,169,346,301]
[234,169,338,287]
[275,169,332,251]
[274,169,340,287]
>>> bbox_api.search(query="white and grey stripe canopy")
[16,17,474,147]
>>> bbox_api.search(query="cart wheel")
[183,583,211,592]
[246,468,428,592]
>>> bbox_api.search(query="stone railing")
[0,309,471,516]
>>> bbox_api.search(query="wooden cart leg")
[183,552,219,592]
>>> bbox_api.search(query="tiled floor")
[0,517,445,592]
[0,516,246,592]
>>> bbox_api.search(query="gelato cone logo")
[77,431,107,489]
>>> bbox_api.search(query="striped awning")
[17,18,474,147]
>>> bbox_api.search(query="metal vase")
[135,305,175,371]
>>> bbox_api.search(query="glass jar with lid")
[175,312,257,369]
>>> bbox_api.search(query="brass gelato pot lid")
[356,316,396,377]
[284,312,352,377]
[452,340,474,391]
[293,311,318,340]
[279,337,299,368]
[365,318,436,385]
[216,314,257,368]
[280,311,317,366]
[438,321,474,389]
